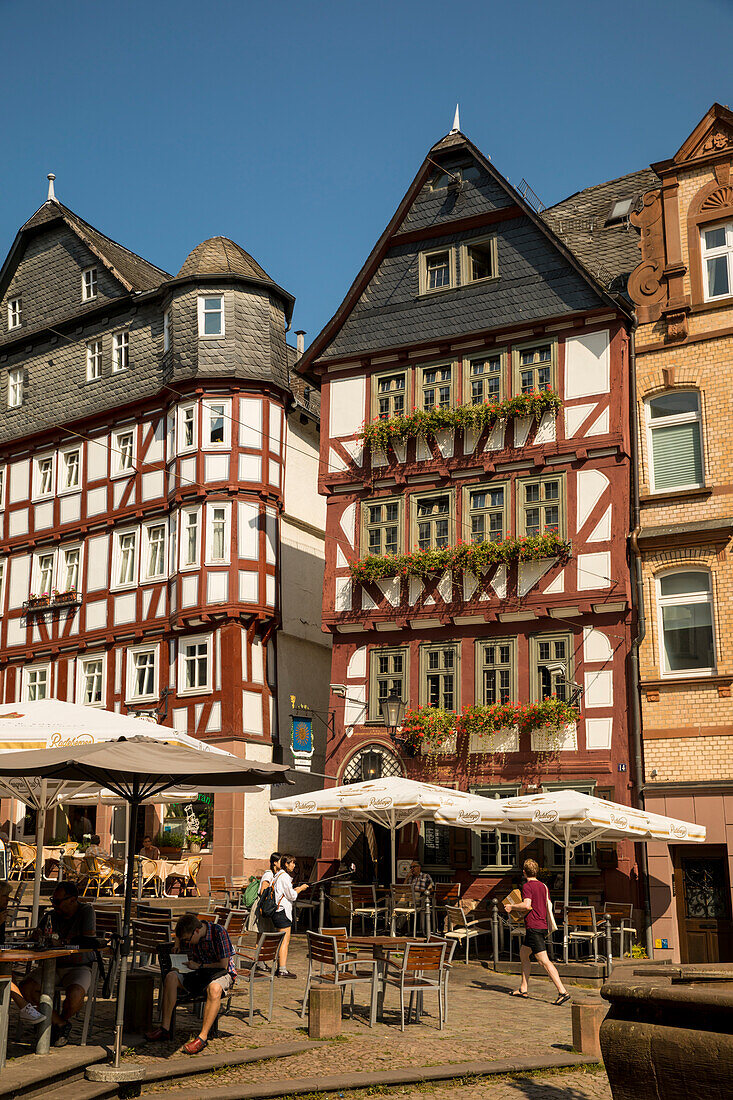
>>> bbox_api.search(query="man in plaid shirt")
[404,860,434,934]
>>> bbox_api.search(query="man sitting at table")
[139,835,160,860]
[403,860,434,933]
[146,912,236,1055]
[20,882,97,1047]
[85,834,109,858]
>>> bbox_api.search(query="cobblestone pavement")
[116,939,603,1090]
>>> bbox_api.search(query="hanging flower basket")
[26,593,51,608]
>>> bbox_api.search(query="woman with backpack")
[271,854,309,979]
[256,852,281,933]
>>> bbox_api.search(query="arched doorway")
[340,744,404,884]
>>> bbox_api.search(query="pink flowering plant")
[400,706,455,755]
[361,392,562,452]
[349,532,570,585]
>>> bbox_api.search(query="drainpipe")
[627,316,654,959]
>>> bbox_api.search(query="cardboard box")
[503,888,525,924]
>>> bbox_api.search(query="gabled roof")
[296,129,630,381]
[669,102,733,167]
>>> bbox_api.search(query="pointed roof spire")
[451,104,460,134]
[46,174,56,201]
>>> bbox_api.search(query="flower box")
[421,732,458,755]
[468,725,519,754]
[530,722,578,753]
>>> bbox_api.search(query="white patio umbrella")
[436,788,705,961]
[270,776,506,882]
[0,700,234,923]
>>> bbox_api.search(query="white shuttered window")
[647,391,703,493]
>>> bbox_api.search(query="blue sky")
[1,0,731,343]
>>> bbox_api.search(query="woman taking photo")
[257,852,280,933]
[272,854,309,979]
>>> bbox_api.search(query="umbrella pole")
[114,793,140,1067]
[563,834,571,965]
[31,781,48,928]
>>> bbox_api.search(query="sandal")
[553,992,571,1006]
[510,990,529,998]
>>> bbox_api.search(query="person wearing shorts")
[504,859,570,1006]
[146,913,236,1054]
[272,855,310,978]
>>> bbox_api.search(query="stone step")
[132,1041,313,1088]
[0,1046,108,1100]
[37,1082,118,1100]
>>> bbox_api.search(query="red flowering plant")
[513,698,580,733]
[349,533,571,585]
[399,706,456,756]
[458,702,518,740]
[361,391,562,452]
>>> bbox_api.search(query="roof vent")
[47,173,56,201]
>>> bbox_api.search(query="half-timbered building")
[297,125,638,906]
[0,184,329,876]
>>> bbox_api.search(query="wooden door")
[673,846,733,963]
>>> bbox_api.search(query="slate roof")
[177,237,271,282]
[541,168,660,294]
[21,199,170,291]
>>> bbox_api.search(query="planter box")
[530,722,577,753]
[468,725,519,754]
[421,732,458,755]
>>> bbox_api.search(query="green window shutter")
[651,423,702,490]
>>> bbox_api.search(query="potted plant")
[155,829,184,858]
[185,828,207,855]
[52,586,78,605]
[400,706,456,755]
[27,592,51,609]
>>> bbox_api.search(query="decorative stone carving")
[701,122,733,155]
[700,186,733,211]
[665,308,689,343]
[629,191,667,321]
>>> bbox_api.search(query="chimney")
[47,174,56,201]
[295,330,306,355]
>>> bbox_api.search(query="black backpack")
[257,874,279,919]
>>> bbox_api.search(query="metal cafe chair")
[207,876,230,909]
[348,885,388,936]
[8,841,36,880]
[566,905,604,962]
[234,932,286,1025]
[443,904,493,964]
[300,931,379,1026]
[601,902,635,958]
[383,941,446,1031]
[431,881,462,932]
[427,933,457,1024]
[389,884,418,937]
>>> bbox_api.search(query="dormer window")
[163,309,171,352]
[82,267,98,301]
[113,331,129,372]
[198,295,224,336]
[7,297,21,330]
[605,198,636,227]
[424,251,451,291]
[8,368,23,408]
[461,236,498,284]
[702,221,733,300]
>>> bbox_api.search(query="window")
[113,428,135,475]
[86,339,102,381]
[420,643,459,711]
[518,475,564,538]
[198,295,224,336]
[531,633,572,702]
[169,513,178,574]
[364,499,401,556]
[0,467,4,509]
[23,665,49,702]
[182,508,200,568]
[471,786,520,870]
[163,309,171,352]
[413,492,452,550]
[143,522,166,580]
[701,221,733,300]
[115,530,138,587]
[657,570,715,675]
[34,551,55,596]
[605,198,635,227]
[78,656,105,706]
[61,449,80,491]
[513,340,556,394]
[206,504,230,564]
[60,546,80,592]
[420,363,453,410]
[179,404,196,451]
[82,267,98,301]
[467,483,506,543]
[466,352,503,405]
[461,236,498,284]
[646,391,703,493]
[369,646,408,720]
[34,454,54,498]
[373,371,406,419]
[419,249,454,294]
[476,640,515,705]
[179,635,211,694]
[127,646,157,701]
[8,368,24,408]
[112,331,129,372]
[7,297,22,330]
[203,399,229,447]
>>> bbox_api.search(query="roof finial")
[451,104,460,134]
[47,174,56,201]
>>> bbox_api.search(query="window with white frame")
[127,646,157,701]
[181,508,200,567]
[461,236,498,284]
[471,785,520,870]
[204,400,228,447]
[198,295,224,337]
[112,331,129,372]
[179,635,211,694]
[413,492,452,551]
[420,643,459,711]
[364,499,401,556]
[206,503,230,564]
[467,483,506,543]
[419,249,454,294]
[60,546,80,593]
[7,297,22,330]
[61,449,80,491]
[86,339,102,381]
[518,474,564,538]
[33,454,54,499]
[113,428,135,475]
[0,559,5,607]
[8,368,24,408]
[373,371,406,419]
[0,467,5,509]
[701,221,733,300]
[78,655,105,706]
[476,639,515,705]
[646,391,703,493]
[514,341,555,394]
[23,664,50,702]
[657,570,716,675]
[82,267,98,301]
[179,403,196,451]
[143,522,166,580]
[115,530,138,587]
[169,513,177,574]
[34,551,55,596]
[531,633,572,703]
[163,309,171,352]
[420,363,453,410]
[369,646,408,720]
[466,352,503,404]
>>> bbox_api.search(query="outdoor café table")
[346,935,427,1022]
[0,946,84,1054]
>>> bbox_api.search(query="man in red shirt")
[504,858,570,1005]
